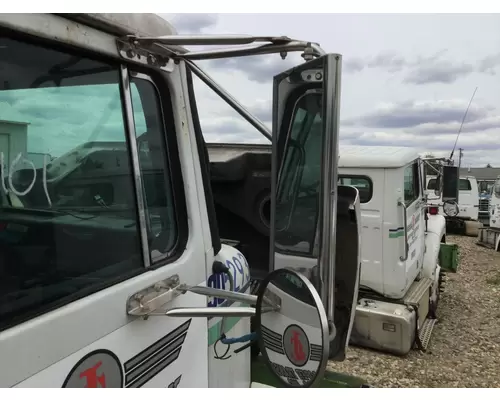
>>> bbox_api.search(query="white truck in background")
[478,175,500,250]
[208,143,459,355]
[426,175,479,221]
[477,180,494,222]
[426,174,479,235]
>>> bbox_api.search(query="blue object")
[220,332,257,345]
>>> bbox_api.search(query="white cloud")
[160,13,500,166]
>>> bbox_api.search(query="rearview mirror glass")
[255,268,329,388]
[443,200,459,217]
[442,166,459,202]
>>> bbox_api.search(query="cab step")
[403,277,433,306]
[416,318,437,350]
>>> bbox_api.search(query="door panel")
[15,293,207,388]
[340,171,384,293]
[0,34,207,387]
[270,54,360,361]
[402,161,423,285]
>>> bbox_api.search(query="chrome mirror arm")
[178,284,258,305]
[161,307,256,318]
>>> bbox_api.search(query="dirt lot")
[329,234,500,388]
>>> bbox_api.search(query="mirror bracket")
[162,307,256,318]
[126,274,182,317]
[178,284,258,305]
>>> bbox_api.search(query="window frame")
[403,161,420,206]
[125,70,188,267]
[0,28,188,332]
[338,174,373,204]
[184,68,221,256]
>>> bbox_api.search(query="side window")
[0,36,152,331]
[131,77,178,263]
[458,179,472,191]
[404,162,420,205]
[427,178,437,190]
[338,175,373,203]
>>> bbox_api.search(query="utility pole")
[458,148,463,170]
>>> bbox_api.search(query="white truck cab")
[0,13,361,388]
[338,146,449,355]
[489,177,500,230]
[478,175,500,250]
[205,144,458,356]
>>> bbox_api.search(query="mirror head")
[255,268,329,388]
[442,165,459,202]
[443,200,459,217]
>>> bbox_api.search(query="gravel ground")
[329,234,500,388]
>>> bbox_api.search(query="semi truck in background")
[208,142,459,356]
[478,175,500,250]
[477,180,494,225]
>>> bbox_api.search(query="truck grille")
[479,199,490,212]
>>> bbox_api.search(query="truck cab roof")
[60,13,177,37]
[338,145,420,169]
[206,143,420,170]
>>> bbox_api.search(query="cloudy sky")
[162,13,500,168]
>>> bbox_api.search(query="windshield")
[427,178,471,192]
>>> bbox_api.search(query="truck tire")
[252,190,271,237]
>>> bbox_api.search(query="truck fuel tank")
[349,299,417,356]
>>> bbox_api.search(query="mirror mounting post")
[318,54,342,334]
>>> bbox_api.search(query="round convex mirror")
[443,200,459,217]
[255,268,329,388]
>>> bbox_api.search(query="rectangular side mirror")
[269,54,361,360]
[442,165,459,202]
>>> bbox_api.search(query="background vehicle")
[478,175,500,250]
[207,143,459,355]
[426,175,479,221]
[477,180,494,225]
[0,13,361,387]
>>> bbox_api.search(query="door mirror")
[255,268,329,388]
[269,54,360,361]
[443,200,459,217]
[442,165,459,202]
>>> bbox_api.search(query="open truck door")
[269,55,361,361]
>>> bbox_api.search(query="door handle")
[127,274,182,317]
[398,200,409,262]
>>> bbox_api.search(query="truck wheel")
[252,191,271,236]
